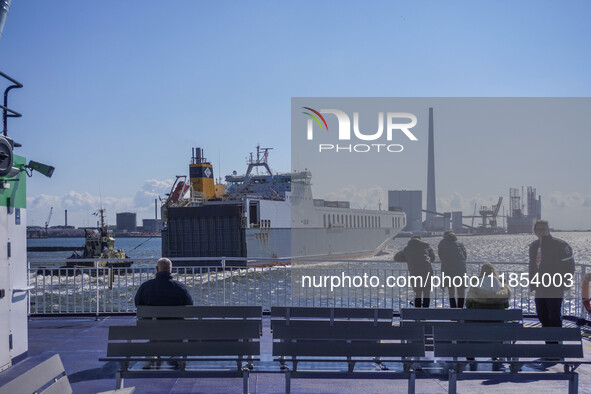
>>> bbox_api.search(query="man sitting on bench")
[134,258,193,368]
[135,258,193,307]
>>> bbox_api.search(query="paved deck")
[1,316,591,393]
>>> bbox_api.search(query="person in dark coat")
[135,258,193,306]
[438,230,467,308]
[394,235,435,308]
[528,220,575,328]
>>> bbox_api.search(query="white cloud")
[27,179,173,227]
[547,191,585,209]
[133,179,174,211]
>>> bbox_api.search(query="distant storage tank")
[189,147,215,199]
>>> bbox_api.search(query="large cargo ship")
[161,147,406,265]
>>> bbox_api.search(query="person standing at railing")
[134,257,193,306]
[394,235,435,308]
[528,220,575,328]
[438,230,468,308]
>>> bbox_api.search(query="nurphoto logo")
[302,107,419,153]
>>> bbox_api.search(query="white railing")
[27,258,591,322]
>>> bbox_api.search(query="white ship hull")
[245,227,401,259]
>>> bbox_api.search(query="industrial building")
[116,212,137,233]
[388,190,422,232]
[139,218,162,233]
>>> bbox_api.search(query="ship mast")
[95,208,106,233]
[245,144,273,176]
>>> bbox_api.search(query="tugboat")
[66,208,131,268]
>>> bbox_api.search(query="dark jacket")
[437,233,467,277]
[394,238,435,277]
[528,234,575,297]
[134,271,194,306]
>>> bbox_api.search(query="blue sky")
[1,1,590,229]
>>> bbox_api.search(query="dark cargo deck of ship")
[1,316,590,393]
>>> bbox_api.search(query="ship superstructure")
[161,146,406,265]
[507,187,541,234]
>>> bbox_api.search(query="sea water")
[27,232,591,265]
[26,232,591,315]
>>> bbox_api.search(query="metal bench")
[0,353,134,394]
[0,354,72,394]
[401,308,523,350]
[433,326,588,394]
[100,306,262,394]
[271,306,425,394]
[400,307,523,334]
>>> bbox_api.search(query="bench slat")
[273,342,425,357]
[271,307,392,320]
[400,308,523,321]
[40,376,73,394]
[137,305,262,319]
[272,321,423,340]
[435,327,582,341]
[112,320,260,340]
[435,343,584,358]
[107,341,260,357]
[403,321,522,335]
[0,354,70,394]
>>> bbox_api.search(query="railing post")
[221,257,226,305]
[581,265,586,320]
[95,266,99,321]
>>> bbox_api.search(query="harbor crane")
[44,206,53,234]
[463,197,504,233]
[421,209,477,231]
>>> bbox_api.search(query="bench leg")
[569,372,578,394]
[285,369,291,394]
[242,367,250,394]
[408,370,416,394]
[448,369,457,394]
[116,370,124,389]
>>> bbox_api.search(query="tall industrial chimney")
[426,107,437,228]
[154,198,157,220]
[65,209,68,227]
